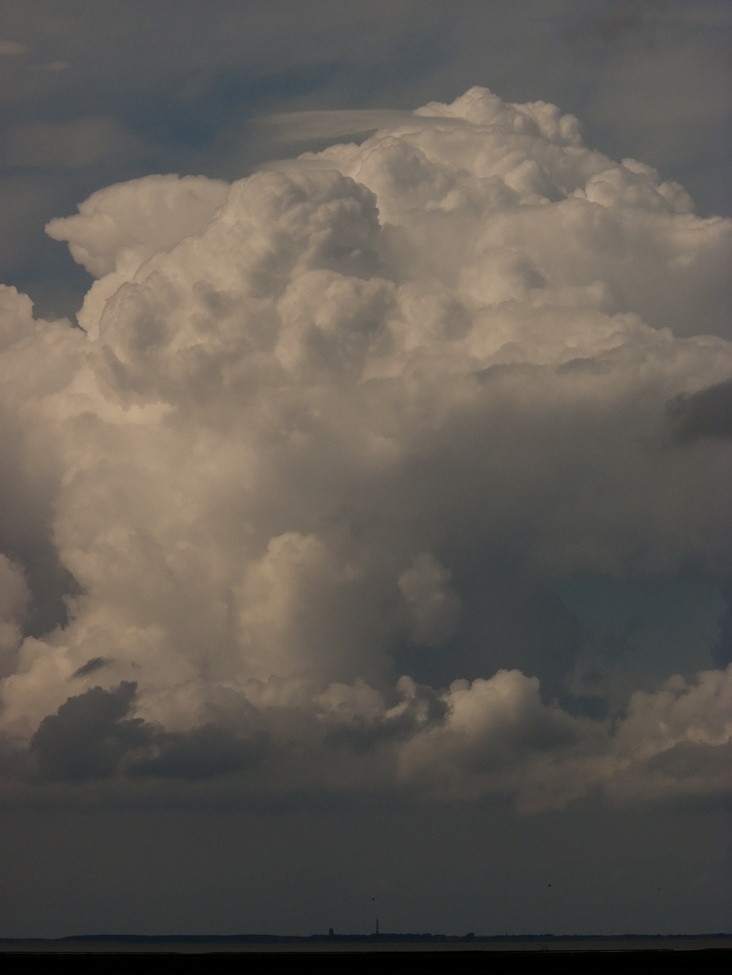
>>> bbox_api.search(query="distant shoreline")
[2,934,731,954]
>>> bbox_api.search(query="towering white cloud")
[1,87,730,810]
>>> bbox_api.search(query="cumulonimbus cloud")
[1,87,730,811]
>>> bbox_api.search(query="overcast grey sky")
[0,0,730,938]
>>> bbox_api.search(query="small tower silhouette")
[375,917,380,936]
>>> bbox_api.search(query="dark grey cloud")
[71,656,112,679]
[666,378,732,442]
[128,724,266,781]
[646,737,732,784]
[711,569,732,669]
[31,682,148,781]
[29,683,266,784]
[567,0,669,51]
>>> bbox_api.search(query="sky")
[0,0,731,939]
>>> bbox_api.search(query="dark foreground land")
[2,933,731,963]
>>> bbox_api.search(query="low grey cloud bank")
[1,87,730,814]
